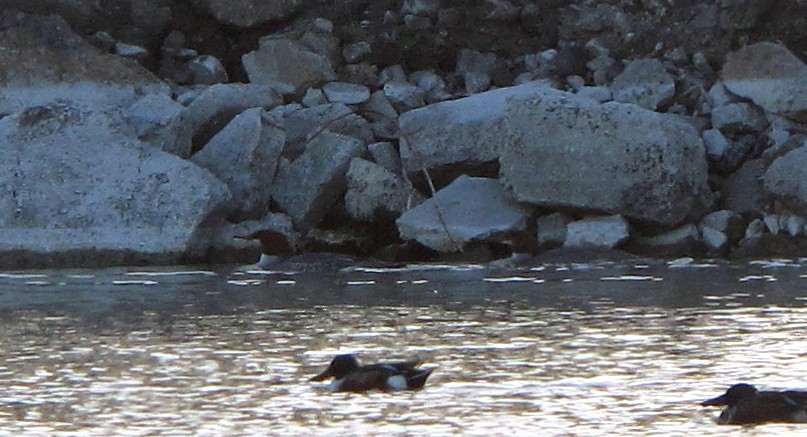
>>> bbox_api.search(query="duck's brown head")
[235,230,295,257]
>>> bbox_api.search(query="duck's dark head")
[235,230,295,257]
[310,354,360,381]
[701,383,758,406]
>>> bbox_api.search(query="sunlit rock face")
[500,87,711,226]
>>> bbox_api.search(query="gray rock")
[763,214,780,235]
[191,0,301,27]
[701,227,728,252]
[707,81,735,108]
[764,146,807,216]
[501,87,710,226]
[183,83,283,144]
[114,42,148,61]
[368,142,402,174]
[398,81,551,173]
[362,90,399,139]
[587,55,618,86]
[191,108,284,221]
[611,58,675,110]
[702,128,731,159]
[345,158,424,221]
[0,105,231,263]
[302,88,328,107]
[722,42,807,116]
[410,70,451,103]
[744,218,766,239]
[632,224,701,255]
[383,81,427,112]
[783,214,806,237]
[189,55,228,85]
[536,212,571,249]
[342,41,372,63]
[564,215,630,249]
[701,210,742,233]
[401,0,442,16]
[242,38,336,95]
[323,82,371,105]
[379,65,408,84]
[711,102,767,133]
[281,103,373,156]
[126,93,192,158]
[464,72,492,94]
[396,176,528,252]
[576,86,612,103]
[721,159,767,213]
[313,17,334,33]
[272,130,365,228]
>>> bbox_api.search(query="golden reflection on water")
[0,263,805,435]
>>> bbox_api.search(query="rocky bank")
[1,1,807,268]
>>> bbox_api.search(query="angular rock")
[280,103,373,156]
[272,131,365,228]
[702,129,731,160]
[764,146,807,216]
[242,39,336,94]
[399,81,551,173]
[362,90,399,139]
[720,159,767,213]
[501,86,710,226]
[564,215,629,248]
[189,55,228,85]
[183,83,283,146]
[342,41,372,63]
[126,93,192,157]
[722,42,807,117]
[401,0,442,16]
[701,209,744,244]
[711,103,767,134]
[383,81,427,112]
[611,58,675,110]
[191,108,284,221]
[783,214,806,237]
[191,0,301,28]
[323,82,371,105]
[631,224,701,258]
[368,142,402,174]
[396,176,528,252]
[302,88,328,107]
[763,214,780,235]
[701,227,728,252]
[345,158,424,222]
[0,104,231,265]
[536,212,571,249]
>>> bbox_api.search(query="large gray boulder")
[500,87,710,226]
[722,42,807,118]
[242,38,337,95]
[396,176,529,252]
[272,131,365,228]
[0,104,232,264]
[190,0,302,27]
[398,81,551,173]
[191,108,285,221]
[764,144,807,216]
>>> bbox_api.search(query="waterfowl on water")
[234,229,295,269]
[701,383,807,425]
[310,354,435,393]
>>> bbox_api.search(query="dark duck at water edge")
[310,354,435,393]
[701,383,807,425]
[235,229,359,270]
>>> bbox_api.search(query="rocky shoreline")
[1,1,807,268]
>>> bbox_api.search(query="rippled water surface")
[1,259,807,435]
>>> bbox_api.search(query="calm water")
[0,258,806,435]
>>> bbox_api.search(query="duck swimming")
[235,229,295,269]
[310,354,435,393]
[701,383,807,425]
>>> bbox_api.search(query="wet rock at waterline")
[0,106,232,265]
[396,176,528,252]
[345,158,424,222]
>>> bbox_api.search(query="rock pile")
[2,2,807,267]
